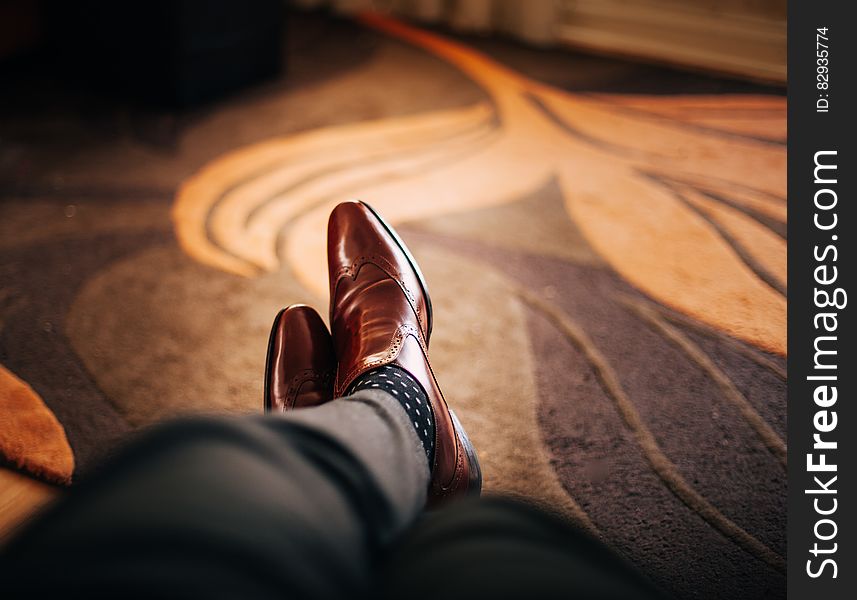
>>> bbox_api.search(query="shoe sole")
[450,408,483,496]
[263,307,287,413]
[358,201,433,339]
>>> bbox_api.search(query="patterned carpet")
[0,11,785,599]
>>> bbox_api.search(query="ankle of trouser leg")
[347,365,436,468]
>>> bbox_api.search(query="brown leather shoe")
[328,200,481,505]
[264,304,335,412]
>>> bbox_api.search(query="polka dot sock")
[347,365,436,467]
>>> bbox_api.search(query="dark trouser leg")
[0,390,428,600]
[377,497,667,600]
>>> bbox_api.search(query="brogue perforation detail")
[332,254,427,334]
[335,323,427,397]
[280,368,333,410]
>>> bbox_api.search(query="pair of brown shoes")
[264,201,481,506]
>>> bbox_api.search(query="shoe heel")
[449,408,482,495]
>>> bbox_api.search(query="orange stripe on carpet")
[0,363,74,485]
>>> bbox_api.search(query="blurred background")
[1,1,786,599]
[2,0,785,98]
